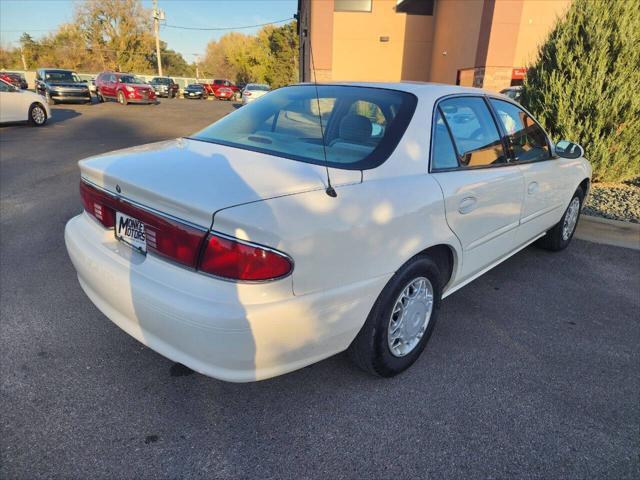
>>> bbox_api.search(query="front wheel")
[537,187,584,251]
[348,255,442,377]
[117,91,127,105]
[29,103,47,126]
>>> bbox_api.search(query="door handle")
[527,181,539,194]
[458,196,478,214]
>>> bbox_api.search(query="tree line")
[0,0,298,88]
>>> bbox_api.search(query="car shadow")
[49,107,82,124]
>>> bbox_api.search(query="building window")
[334,0,372,12]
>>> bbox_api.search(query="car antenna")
[308,36,337,198]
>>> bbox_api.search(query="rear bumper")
[65,213,384,382]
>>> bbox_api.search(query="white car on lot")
[241,83,270,104]
[0,78,50,126]
[65,82,591,382]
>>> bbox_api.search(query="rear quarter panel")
[212,174,458,296]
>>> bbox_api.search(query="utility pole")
[153,0,163,77]
[20,48,27,70]
[193,54,200,82]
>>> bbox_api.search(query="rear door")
[430,96,525,282]
[488,98,570,243]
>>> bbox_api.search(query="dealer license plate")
[115,212,147,253]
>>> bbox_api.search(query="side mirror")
[554,140,584,159]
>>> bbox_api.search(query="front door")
[430,96,525,283]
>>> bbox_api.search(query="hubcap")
[562,197,581,240]
[32,106,45,124]
[388,277,434,357]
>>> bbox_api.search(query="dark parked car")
[149,77,179,98]
[183,84,208,99]
[0,72,28,89]
[35,68,91,104]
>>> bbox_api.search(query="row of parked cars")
[0,67,273,126]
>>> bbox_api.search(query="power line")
[161,17,293,31]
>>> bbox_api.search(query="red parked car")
[202,79,240,100]
[95,72,157,105]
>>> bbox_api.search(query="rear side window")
[192,85,417,170]
[439,97,506,168]
[489,99,550,162]
[431,110,459,170]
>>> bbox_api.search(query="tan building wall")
[429,0,486,84]
[513,0,571,66]
[307,0,571,91]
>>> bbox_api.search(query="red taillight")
[80,180,115,228]
[198,233,292,281]
[79,181,206,268]
[79,181,292,280]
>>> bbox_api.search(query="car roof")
[292,81,500,98]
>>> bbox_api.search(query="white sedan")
[0,78,50,126]
[65,82,591,382]
[241,83,270,104]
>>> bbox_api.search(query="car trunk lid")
[79,138,360,228]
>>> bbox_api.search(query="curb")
[575,214,640,251]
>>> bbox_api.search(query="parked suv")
[35,68,91,104]
[149,77,179,98]
[95,72,157,105]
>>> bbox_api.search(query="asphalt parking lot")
[1,99,639,479]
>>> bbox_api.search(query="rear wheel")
[348,255,442,377]
[537,187,584,251]
[117,91,127,105]
[97,91,104,103]
[29,103,47,126]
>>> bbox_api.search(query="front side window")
[192,85,417,170]
[489,99,550,162]
[439,97,506,168]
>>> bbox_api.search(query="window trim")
[429,93,554,173]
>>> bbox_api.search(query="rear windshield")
[191,85,417,170]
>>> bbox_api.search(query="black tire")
[348,255,442,377]
[537,187,584,251]
[28,103,47,126]
[117,91,127,105]
[97,92,104,103]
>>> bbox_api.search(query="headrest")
[339,114,372,143]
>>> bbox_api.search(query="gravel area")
[584,178,640,223]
